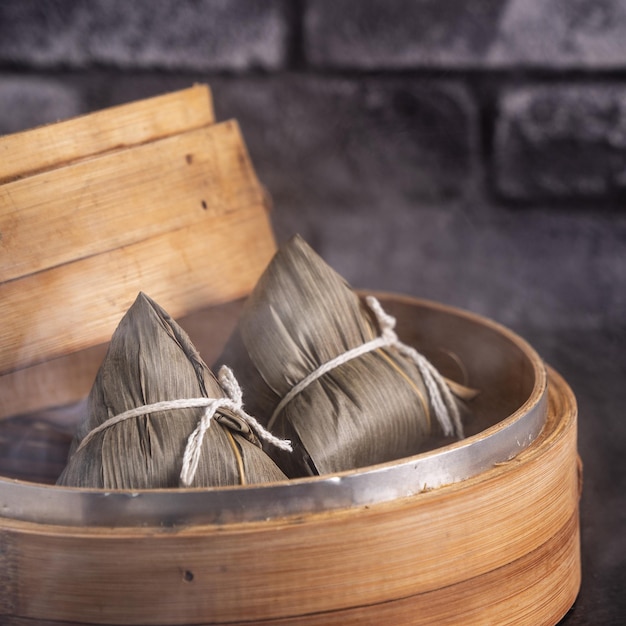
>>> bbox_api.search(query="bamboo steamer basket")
[0,87,581,625]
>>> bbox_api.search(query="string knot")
[181,365,291,486]
[365,295,397,343]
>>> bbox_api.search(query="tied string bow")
[75,365,292,487]
[267,296,464,439]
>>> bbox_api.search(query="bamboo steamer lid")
[0,84,277,416]
[0,88,581,625]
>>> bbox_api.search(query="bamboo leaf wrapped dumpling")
[57,292,288,489]
[218,235,473,477]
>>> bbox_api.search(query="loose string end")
[366,297,465,441]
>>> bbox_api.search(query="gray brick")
[209,76,625,330]
[495,85,626,200]
[211,76,478,236]
[305,0,626,69]
[318,205,626,331]
[0,77,83,136]
[0,0,288,71]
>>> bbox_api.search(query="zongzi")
[57,292,288,489]
[218,235,474,477]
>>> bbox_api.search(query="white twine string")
[267,295,464,439]
[75,365,292,487]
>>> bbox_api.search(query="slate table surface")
[518,326,626,624]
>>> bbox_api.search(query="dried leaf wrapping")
[219,235,469,477]
[57,292,286,489]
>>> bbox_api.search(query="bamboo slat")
[0,120,262,284]
[0,346,105,421]
[0,366,580,625]
[0,299,244,420]
[0,203,275,375]
[0,84,213,184]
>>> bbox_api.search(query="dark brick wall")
[1,0,625,334]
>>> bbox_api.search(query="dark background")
[0,1,624,623]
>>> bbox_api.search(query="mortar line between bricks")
[5,65,626,81]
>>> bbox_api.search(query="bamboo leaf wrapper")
[57,292,286,489]
[219,235,473,477]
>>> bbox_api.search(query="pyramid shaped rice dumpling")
[57,292,287,489]
[218,235,472,478]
